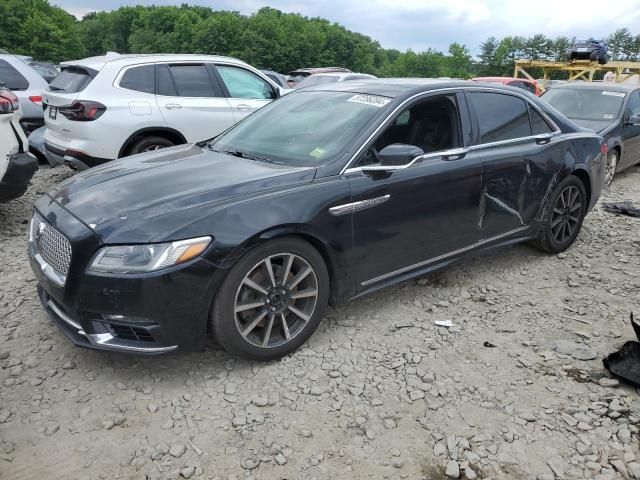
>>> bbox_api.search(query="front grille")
[108,324,155,343]
[32,213,72,279]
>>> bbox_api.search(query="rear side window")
[49,67,93,93]
[216,65,276,100]
[0,59,29,90]
[119,65,155,94]
[528,105,553,135]
[168,64,217,97]
[468,92,531,144]
[158,64,177,96]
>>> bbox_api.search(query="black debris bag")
[602,201,640,218]
[603,313,640,387]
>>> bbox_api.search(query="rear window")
[0,59,29,90]
[49,67,93,93]
[119,65,155,94]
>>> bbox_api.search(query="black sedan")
[29,80,607,360]
[542,83,640,186]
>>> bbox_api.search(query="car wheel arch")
[119,127,188,158]
[566,167,592,208]
[229,226,339,303]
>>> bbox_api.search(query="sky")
[53,0,640,54]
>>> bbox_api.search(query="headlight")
[87,236,212,274]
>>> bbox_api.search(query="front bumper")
[29,198,225,354]
[0,152,38,202]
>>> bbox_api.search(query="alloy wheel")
[142,145,164,152]
[551,185,582,244]
[233,253,319,349]
[604,152,618,187]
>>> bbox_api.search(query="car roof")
[299,78,532,98]
[61,52,250,71]
[548,82,638,93]
[472,76,533,84]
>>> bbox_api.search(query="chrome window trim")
[361,226,530,286]
[340,86,562,175]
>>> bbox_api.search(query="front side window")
[216,65,275,100]
[0,59,29,90]
[211,91,387,167]
[119,65,155,94]
[468,92,531,144]
[627,91,640,116]
[542,88,625,121]
[168,64,217,97]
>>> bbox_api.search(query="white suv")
[43,53,284,170]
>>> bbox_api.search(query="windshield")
[211,91,390,167]
[542,88,625,122]
[296,75,340,89]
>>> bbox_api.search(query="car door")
[213,64,277,122]
[156,63,235,143]
[345,92,483,288]
[620,89,640,168]
[465,90,565,239]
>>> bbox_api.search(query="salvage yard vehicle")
[471,77,541,96]
[0,54,49,134]
[566,40,609,64]
[0,87,38,202]
[42,53,284,170]
[287,67,352,87]
[542,83,640,186]
[29,80,607,360]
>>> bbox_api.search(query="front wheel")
[530,176,587,254]
[211,238,329,361]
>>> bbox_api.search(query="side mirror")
[626,113,640,126]
[379,144,424,166]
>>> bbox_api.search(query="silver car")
[0,54,49,134]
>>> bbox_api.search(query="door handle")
[236,104,252,112]
[441,148,469,161]
[165,103,182,110]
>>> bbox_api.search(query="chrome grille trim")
[30,213,72,286]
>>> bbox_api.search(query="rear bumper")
[0,152,38,202]
[45,141,110,170]
[19,117,45,135]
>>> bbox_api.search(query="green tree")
[446,43,472,78]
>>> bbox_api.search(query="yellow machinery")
[514,59,640,91]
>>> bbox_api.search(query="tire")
[589,51,598,62]
[598,54,608,65]
[604,150,618,187]
[211,238,330,361]
[530,175,587,254]
[566,53,574,62]
[126,136,175,156]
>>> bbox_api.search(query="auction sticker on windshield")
[347,94,391,108]
[602,91,626,97]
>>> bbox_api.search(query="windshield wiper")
[216,149,280,164]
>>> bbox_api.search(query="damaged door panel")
[465,90,565,239]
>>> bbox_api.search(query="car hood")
[47,144,316,244]
[569,119,614,134]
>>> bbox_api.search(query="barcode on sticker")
[347,94,391,108]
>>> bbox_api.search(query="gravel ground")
[1,165,639,480]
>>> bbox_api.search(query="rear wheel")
[126,136,175,156]
[211,238,329,361]
[530,176,587,254]
[604,151,618,187]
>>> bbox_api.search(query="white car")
[43,53,285,170]
[0,87,38,202]
[294,72,377,89]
